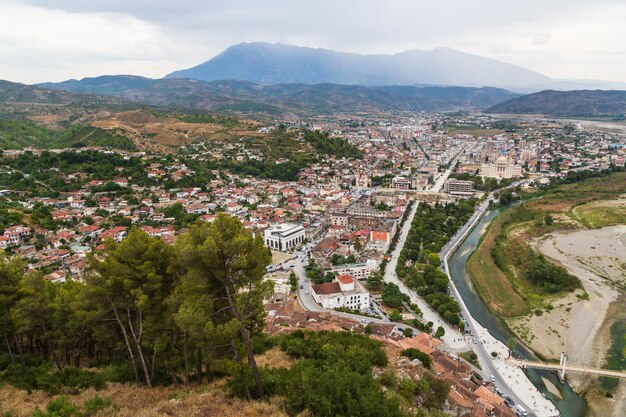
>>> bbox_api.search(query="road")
[292,255,397,326]
[291,148,558,416]
[381,149,468,349]
[439,181,559,417]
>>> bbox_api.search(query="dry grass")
[91,110,263,153]
[0,380,289,417]
[255,347,294,369]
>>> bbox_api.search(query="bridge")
[507,354,626,381]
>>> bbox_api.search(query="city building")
[480,156,522,180]
[367,220,397,252]
[264,223,306,251]
[391,176,411,190]
[354,172,371,188]
[329,212,349,227]
[330,259,379,280]
[311,274,370,310]
[443,179,475,196]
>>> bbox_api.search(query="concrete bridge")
[507,355,626,381]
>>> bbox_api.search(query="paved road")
[439,181,559,417]
[292,255,396,326]
[381,149,469,349]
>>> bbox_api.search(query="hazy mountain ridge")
[38,75,519,115]
[0,79,127,106]
[165,42,555,91]
[485,90,626,117]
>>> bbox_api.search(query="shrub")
[32,397,77,417]
[81,396,113,417]
[0,365,106,395]
[378,369,397,388]
[400,348,432,369]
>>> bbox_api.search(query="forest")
[0,214,272,398]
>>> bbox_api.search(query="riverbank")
[464,178,626,417]
[524,226,624,366]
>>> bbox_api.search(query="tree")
[86,229,175,387]
[381,283,405,308]
[544,213,554,226]
[434,326,445,338]
[389,310,402,321]
[0,255,26,365]
[288,272,297,292]
[365,271,384,292]
[174,214,272,398]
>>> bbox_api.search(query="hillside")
[39,76,519,115]
[165,42,553,90]
[0,79,136,129]
[485,90,626,117]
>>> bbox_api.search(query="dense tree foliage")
[396,201,477,328]
[524,254,579,293]
[381,282,408,308]
[0,214,272,398]
[250,330,405,417]
[400,348,432,368]
[301,129,364,160]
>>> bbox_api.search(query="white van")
[516,405,528,416]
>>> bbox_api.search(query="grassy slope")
[466,172,626,319]
[0,381,288,417]
[466,211,529,317]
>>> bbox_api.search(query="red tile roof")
[311,282,341,295]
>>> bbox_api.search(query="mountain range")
[486,90,626,117]
[37,76,519,116]
[3,42,626,119]
[165,42,626,92]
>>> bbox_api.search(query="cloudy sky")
[1,0,625,84]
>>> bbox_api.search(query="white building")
[330,259,379,281]
[311,274,370,311]
[480,156,522,180]
[264,223,306,252]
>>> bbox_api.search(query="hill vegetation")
[210,127,363,181]
[0,215,454,417]
[40,75,520,116]
[485,89,626,118]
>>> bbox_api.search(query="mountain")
[0,79,136,129]
[38,75,519,116]
[485,90,626,117]
[0,79,127,106]
[165,42,556,91]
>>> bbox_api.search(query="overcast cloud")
[1,0,625,84]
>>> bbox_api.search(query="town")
[0,111,624,417]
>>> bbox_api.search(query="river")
[448,208,588,417]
